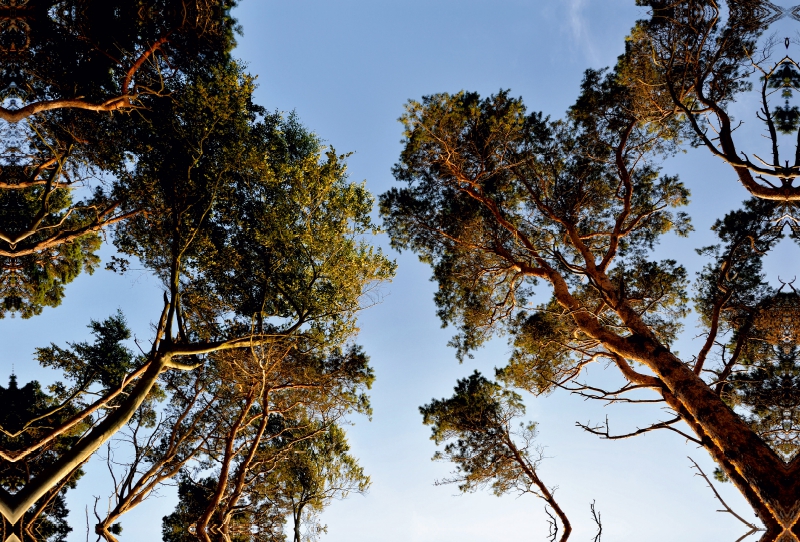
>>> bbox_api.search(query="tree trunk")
[293,503,304,542]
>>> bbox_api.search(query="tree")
[0,0,394,538]
[271,423,370,542]
[0,38,391,542]
[0,0,241,316]
[154,342,374,542]
[379,12,800,534]
[421,371,571,542]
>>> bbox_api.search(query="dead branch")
[577,415,702,445]
[546,506,558,542]
[590,500,602,542]
[688,457,764,540]
[559,380,665,404]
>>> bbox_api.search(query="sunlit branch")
[577,415,701,445]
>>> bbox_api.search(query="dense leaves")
[0,375,87,541]
[421,372,529,495]
[421,372,572,541]
[382,82,690,369]
[111,63,394,346]
[36,312,139,391]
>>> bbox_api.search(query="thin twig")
[590,500,602,542]
[688,457,764,541]
[545,506,558,542]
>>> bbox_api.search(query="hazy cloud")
[563,0,600,65]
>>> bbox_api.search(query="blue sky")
[7,1,795,541]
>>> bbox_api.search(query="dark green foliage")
[162,476,220,542]
[0,2,392,539]
[162,473,288,542]
[713,467,730,484]
[729,341,800,459]
[109,62,260,285]
[0,375,86,541]
[36,311,139,391]
[773,103,800,135]
[693,199,781,330]
[386,0,800,533]
[501,302,584,395]
[421,371,534,495]
[155,339,375,542]
[0,0,244,317]
[0,0,239,106]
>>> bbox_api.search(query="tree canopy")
[13,0,800,540]
[383,2,800,540]
[0,1,394,540]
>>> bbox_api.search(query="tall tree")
[0,62,392,532]
[379,50,800,537]
[0,1,393,538]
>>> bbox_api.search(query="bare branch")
[688,457,764,539]
[577,415,702,445]
[590,500,602,542]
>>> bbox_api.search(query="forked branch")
[577,415,702,445]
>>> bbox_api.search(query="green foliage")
[713,467,731,484]
[162,422,369,542]
[421,371,537,496]
[729,342,800,459]
[381,83,690,373]
[273,424,370,542]
[693,199,780,331]
[195,115,393,344]
[0,0,239,107]
[162,476,222,542]
[0,375,87,541]
[501,305,577,395]
[154,338,375,541]
[112,62,394,346]
[110,61,260,283]
[768,62,800,135]
[0,183,103,319]
[36,311,139,391]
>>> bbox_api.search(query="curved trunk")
[0,356,168,524]
[195,392,256,542]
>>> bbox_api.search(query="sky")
[7,1,800,541]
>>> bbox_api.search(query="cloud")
[563,0,600,65]
[566,0,586,41]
